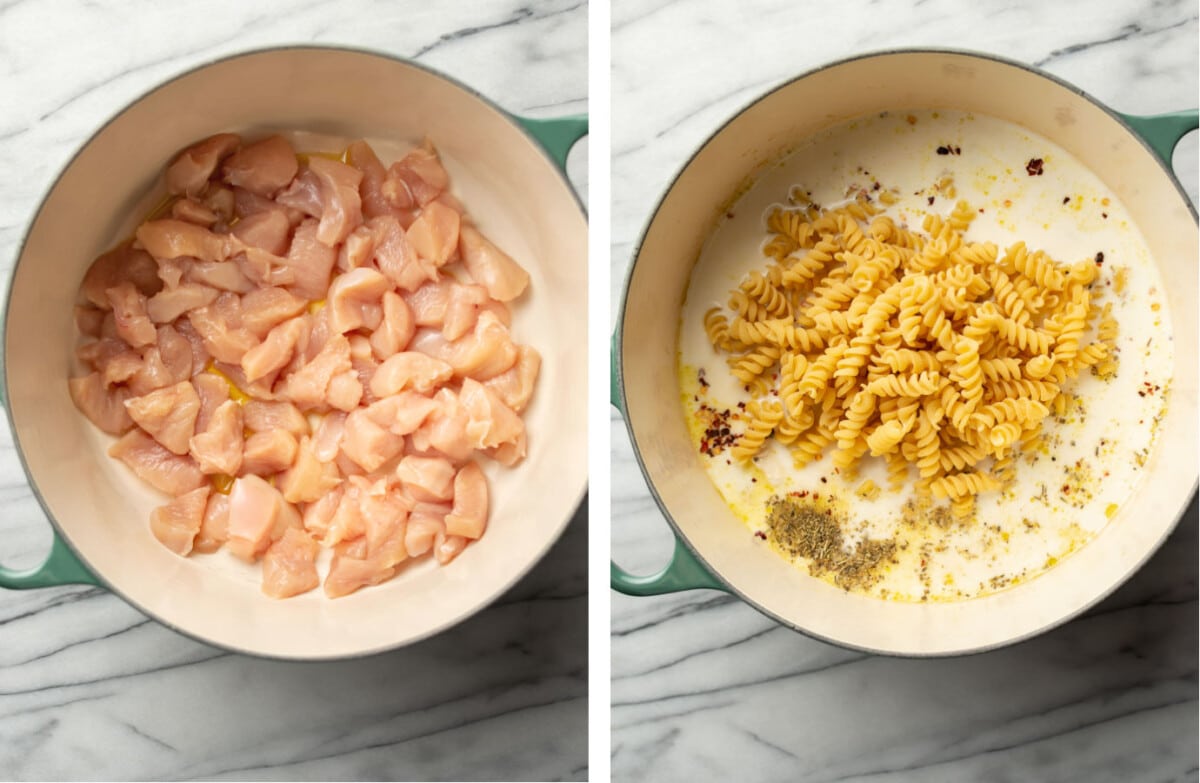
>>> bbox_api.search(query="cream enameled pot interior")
[9,48,587,659]
[620,51,1197,655]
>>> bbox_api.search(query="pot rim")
[614,45,1199,658]
[6,43,587,662]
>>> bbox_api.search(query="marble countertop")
[0,1,586,780]
[611,1,1198,781]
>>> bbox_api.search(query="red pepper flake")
[1062,196,1070,204]
[1026,158,1044,176]
[726,211,735,219]
[750,477,757,483]
[1061,484,1071,494]
[754,530,767,540]
[936,145,962,155]
[978,208,985,213]
[872,181,881,191]
[936,146,950,155]
[1095,251,1104,265]
[820,476,827,484]
[1102,212,1108,219]
[927,196,935,206]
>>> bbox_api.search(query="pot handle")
[1119,110,1198,165]
[0,533,99,589]
[515,114,588,172]
[609,329,728,595]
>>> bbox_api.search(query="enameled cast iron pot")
[0,47,588,660]
[611,49,1198,656]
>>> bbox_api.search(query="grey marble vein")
[611,0,1198,781]
[0,0,587,781]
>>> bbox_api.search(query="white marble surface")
[611,1,1198,781]
[0,1,586,780]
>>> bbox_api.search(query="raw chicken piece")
[434,531,468,565]
[240,287,307,338]
[192,372,231,433]
[243,400,309,438]
[155,257,186,288]
[370,352,454,397]
[136,219,231,264]
[484,430,527,466]
[124,380,201,455]
[241,316,305,382]
[404,278,488,340]
[411,387,474,462]
[356,480,409,565]
[156,325,195,384]
[302,484,343,537]
[234,186,301,223]
[171,198,218,227]
[240,430,298,475]
[146,283,219,324]
[174,319,212,372]
[409,310,517,380]
[458,224,530,302]
[108,429,206,495]
[75,306,105,338]
[279,334,352,410]
[482,345,541,412]
[405,201,460,268]
[345,141,395,220]
[404,503,448,557]
[126,347,175,397]
[282,219,337,300]
[275,168,324,217]
[348,334,379,405]
[277,436,341,504]
[261,527,320,598]
[68,372,133,434]
[327,268,389,334]
[185,259,255,294]
[107,283,157,348]
[149,486,211,556]
[231,209,291,256]
[394,455,455,502]
[309,157,364,246]
[370,215,437,292]
[324,484,366,546]
[369,291,415,360]
[337,224,379,272]
[226,474,283,561]
[324,551,396,599]
[460,377,525,452]
[340,408,404,472]
[312,411,347,461]
[221,135,299,196]
[165,133,241,196]
[82,243,162,309]
[189,399,243,475]
[444,461,488,539]
[383,142,449,208]
[365,391,438,436]
[203,185,236,224]
[326,370,364,412]
[187,302,259,365]
[193,491,230,554]
[77,336,128,371]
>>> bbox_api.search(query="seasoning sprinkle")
[766,496,895,591]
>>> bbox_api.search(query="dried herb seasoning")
[766,496,896,591]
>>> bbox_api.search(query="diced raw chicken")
[103,349,144,387]
[346,140,396,219]
[370,215,437,292]
[234,186,301,223]
[81,242,162,309]
[483,345,541,412]
[282,219,337,300]
[369,291,415,360]
[165,133,241,196]
[302,484,343,537]
[106,283,157,348]
[279,334,352,410]
[308,157,364,246]
[383,141,450,208]
[212,360,276,402]
[146,283,219,324]
[365,391,438,436]
[356,480,408,565]
[241,315,305,382]
[480,299,512,328]
[192,372,231,433]
[460,377,525,453]
[193,491,230,554]
[484,430,527,466]
[69,372,133,434]
[171,198,218,227]
[434,531,468,565]
[299,307,332,363]
[348,334,379,404]
[411,387,473,462]
[240,287,307,338]
[203,186,236,223]
[370,351,454,397]
[405,201,460,268]
[394,455,455,502]
[124,380,201,455]
[174,319,212,372]
[75,305,105,338]
[220,134,299,196]
[76,337,128,372]
[277,436,341,504]
[231,209,291,256]
[459,224,530,302]
[324,484,366,547]
[312,411,347,461]
[324,551,396,598]
[404,502,448,557]
[136,219,231,264]
[444,461,488,539]
[226,474,282,561]
[108,428,206,495]
[189,399,243,475]
[154,325,195,382]
[340,408,404,472]
[185,259,255,294]
[149,486,211,556]
[187,302,259,365]
[275,167,324,217]
[404,278,488,340]
[126,347,178,397]
[408,310,517,380]
[155,257,186,289]
[327,268,389,334]
[337,224,378,272]
[327,370,363,412]
[243,400,309,438]
[261,527,320,599]
[240,429,298,475]
[234,248,288,288]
